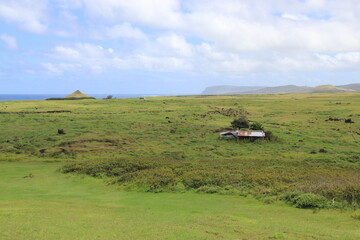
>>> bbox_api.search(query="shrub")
[145,167,178,190]
[351,210,360,220]
[280,191,302,203]
[231,116,249,129]
[280,192,328,208]
[250,122,264,131]
[294,193,328,209]
[264,131,278,141]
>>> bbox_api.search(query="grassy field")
[1,161,360,240]
[0,93,360,238]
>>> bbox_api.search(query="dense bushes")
[61,159,159,177]
[264,131,278,141]
[61,158,360,208]
[250,122,264,131]
[281,192,328,208]
[231,116,249,129]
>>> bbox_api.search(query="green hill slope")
[304,85,354,93]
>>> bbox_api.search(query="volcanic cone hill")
[46,90,95,100]
[65,90,92,98]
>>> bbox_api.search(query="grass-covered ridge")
[1,93,359,207]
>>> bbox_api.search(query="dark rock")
[345,118,354,123]
[58,129,65,134]
[23,173,34,178]
[327,117,341,121]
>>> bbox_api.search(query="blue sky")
[0,0,359,94]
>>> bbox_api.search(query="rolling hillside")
[202,85,265,95]
[202,83,360,95]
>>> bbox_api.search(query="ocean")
[0,94,161,101]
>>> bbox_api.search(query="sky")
[0,0,359,94]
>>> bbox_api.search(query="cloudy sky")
[0,0,359,94]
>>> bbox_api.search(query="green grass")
[1,161,360,240]
[0,93,359,238]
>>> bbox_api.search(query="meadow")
[0,93,360,239]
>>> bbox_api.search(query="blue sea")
[0,94,161,101]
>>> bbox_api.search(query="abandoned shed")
[220,130,265,140]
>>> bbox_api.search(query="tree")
[105,95,113,99]
[250,122,264,131]
[231,116,249,129]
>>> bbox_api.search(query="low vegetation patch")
[61,157,360,208]
[46,97,96,100]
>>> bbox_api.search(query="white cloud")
[105,23,147,39]
[0,33,17,50]
[181,1,360,53]
[151,33,193,57]
[135,54,192,71]
[44,37,360,76]
[48,43,128,73]
[281,13,310,21]
[0,0,47,33]
[52,43,114,60]
[82,0,183,28]
[47,39,194,73]
[41,62,82,74]
[13,0,358,80]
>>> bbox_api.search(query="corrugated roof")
[220,131,237,135]
[237,130,265,137]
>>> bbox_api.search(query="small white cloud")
[53,46,81,59]
[281,13,310,21]
[49,43,124,73]
[82,0,183,28]
[135,54,192,72]
[335,52,360,64]
[105,23,147,40]
[41,62,62,74]
[41,62,82,74]
[0,33,17,50]
[154,34,193,57]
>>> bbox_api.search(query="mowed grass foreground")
[1,162,360,240]
[0,93,360,239]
